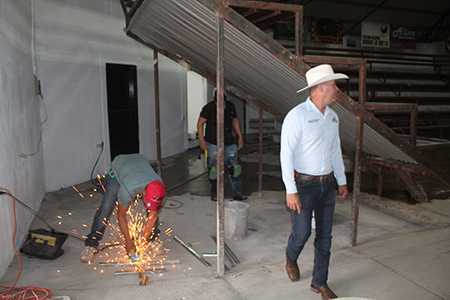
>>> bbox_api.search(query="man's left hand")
[337,185,348,200]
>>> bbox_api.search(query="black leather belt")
[295,171,332,182]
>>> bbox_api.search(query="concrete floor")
[1,141,450,300]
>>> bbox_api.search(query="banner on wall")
[391,25,417,49]
[361,22,390,48]
[311,17,343,44]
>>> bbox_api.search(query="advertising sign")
[391,25,417,49]
[311,17,343,44]
[361,22,390,48]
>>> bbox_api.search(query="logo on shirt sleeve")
[331,117,338,123]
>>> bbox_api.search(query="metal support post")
[295,8,303,57]
[216,11,226,276]
[258,104,263,196]
[350,61,366,247]
[154,50,162,176]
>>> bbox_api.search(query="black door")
[106,63,139,160]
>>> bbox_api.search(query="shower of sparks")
[97,174,106,192]
[72,185,84,198]
[102,200,172,275]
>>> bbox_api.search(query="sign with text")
[391,25,417,49]
[311,17,343,44]
[361,22,390,48]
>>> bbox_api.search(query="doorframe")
[98,53,154,172]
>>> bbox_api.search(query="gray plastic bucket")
[224,201,250,240]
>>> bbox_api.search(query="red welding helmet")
[144,181,166,212]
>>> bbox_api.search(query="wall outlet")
[34,76,42,96]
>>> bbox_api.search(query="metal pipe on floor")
[174,235,211,267]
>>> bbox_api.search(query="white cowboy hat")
[296,64,349,93]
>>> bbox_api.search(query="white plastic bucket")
[224,201,250,240]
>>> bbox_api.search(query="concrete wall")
[0,0,188,277]
[187,71,207,135]
[35,0,188,191]
[0,0,46,278]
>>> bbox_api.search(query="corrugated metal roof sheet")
[126,0,425,164]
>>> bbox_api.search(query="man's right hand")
[125,239,136,254]
[199,139,207,150]
[286,193,301,214]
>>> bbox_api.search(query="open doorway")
[106,63,139,159]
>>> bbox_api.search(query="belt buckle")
[319,175,327,182]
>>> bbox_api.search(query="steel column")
[295,8,303,57]
[410,105,418,146]
[243,100,247,155]
[350,61,366,247]
[377,167,384,196]
[258,104,263,196]
[350,116,363,247]
[154,50,162,176]
[216,12,225,276]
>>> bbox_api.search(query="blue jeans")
[286,176,336,287]
[85,175,160,248]
[85,175,119,248]
[207,143,242,196]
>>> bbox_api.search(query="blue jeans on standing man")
[286,176,336,287]
[207,143,242,197]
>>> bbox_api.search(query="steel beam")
[154,50,162,176]
[226,0,303,12]
[391,169,429,203]
[368,157,432,176]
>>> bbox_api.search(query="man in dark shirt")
[197,88,247,201]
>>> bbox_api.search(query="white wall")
[0,0,46,278]
[187,71,207,135]
[34,0,188,191]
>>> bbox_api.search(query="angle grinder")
[129,249,140,262]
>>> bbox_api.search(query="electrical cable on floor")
[90,142,104,188]
[0,189,52,300]
[2,190,84,242]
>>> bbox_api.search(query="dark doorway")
[106,63,139,160]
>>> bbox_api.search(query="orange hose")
[0,189,52,300]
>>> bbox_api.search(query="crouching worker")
[80,153,166,263]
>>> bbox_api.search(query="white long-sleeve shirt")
[280,97,347,194]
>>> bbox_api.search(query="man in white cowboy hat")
[280,64,349,300]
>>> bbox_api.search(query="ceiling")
[120,0,450,185]
[244,0,450,43]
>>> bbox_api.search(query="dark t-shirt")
[200,100,237,146]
